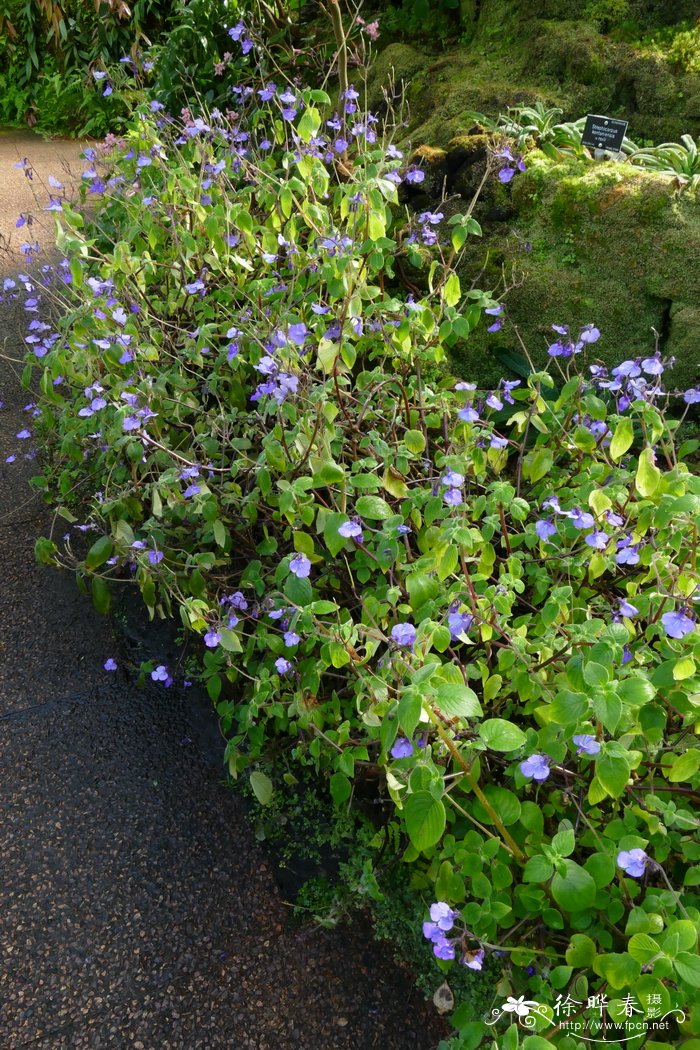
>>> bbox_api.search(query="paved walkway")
[0,130,442,1050]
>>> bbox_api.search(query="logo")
[485,992,686,1042]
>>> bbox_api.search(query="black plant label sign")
[581,114,629,152]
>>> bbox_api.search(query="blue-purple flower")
[573,734,601,756]
[289,553,311,578]
[661,608,695,639]
[520,754,550,781]
[617,848,648,878]
[391,737,414,759]
[338,519,364,541]
[391,622,416,648]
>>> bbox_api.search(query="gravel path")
[0,130,444,1050]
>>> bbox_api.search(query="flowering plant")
[12,23,700,1049]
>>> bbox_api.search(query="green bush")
[10,28,700,1047]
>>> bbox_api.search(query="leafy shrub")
[0,0,165,133]
[8,24,700,1049]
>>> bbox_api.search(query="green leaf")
[618,676,656,706]
[444,273,461,307]
[627,933,661,964]
[404,428,426,453]
[91,575,110,614]
[404,791,446,851]
[522,447,553,484]
[635,447,661,498]
[398,689,423,738]
[668,748,700,783]
[673,656,696,680]
[213,519,226,548]
[673,952,700,987]
[312,461,345,486]
[566,934,597,968]
[480,718,527,751]
[323,512,350,556]
[250,770,273,805]
[593,953,641,990]
[406,573,440,611]
[354,495,393,520]
[85,535,113,570]
[434,683,482,719]
[523,855,554,883]
[609,417,634,461]
[549,690,589,725]
[550,965,573,989]
[593,690,622,733]
[551,860,596,912]
[330,771,351,805]
[584,852,616,888]
[316,337,339,373]
[552,829,575,858]
[296,106,321,142]
[597,753,631,797]
[218,627,243,653]
[583,661,609,687]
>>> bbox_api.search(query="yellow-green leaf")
[635,447,661,498]
[610,417,634,461]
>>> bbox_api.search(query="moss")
[456,155,700,389]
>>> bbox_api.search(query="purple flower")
[683,388,700,404]
[433,936,456,960]
[622,644,633,665]
[615,538,640,566]
[535,519,557,541]
[430,902,458,930]
[448,610,473,640]
[338,520,363,540]
[499,166,515,183]
[484,305,503,316]
[283,631,300,647]
[573,734,601,756]
[275,657,292,674]
[618,598,639,618]
[147,549,164,565]
[585,530,609,550]
[458,405,479,423]
[16,429,31,439]
[443,487,463,506]
[103,658,118,672]
[580,325,600,344]
[391,622,416,648]
[404,165,425,184]
[287,322,307,345]
[520,754,550,781]
[151,665,169,682]
[289,554,311,578]
[204,630,221,648]
[569,508,594,530]
[442,471,464,488]
[391,737,414,759]
[617,848,648,878]
[661,609,695,639]
[463,949,485,971]
[183,483,201,498]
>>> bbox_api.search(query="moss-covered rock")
[454,154,700,389]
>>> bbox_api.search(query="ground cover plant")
[5,15,700,1048]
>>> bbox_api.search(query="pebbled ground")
[0,129,444,1050]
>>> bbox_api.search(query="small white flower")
[502,996,539,1018]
